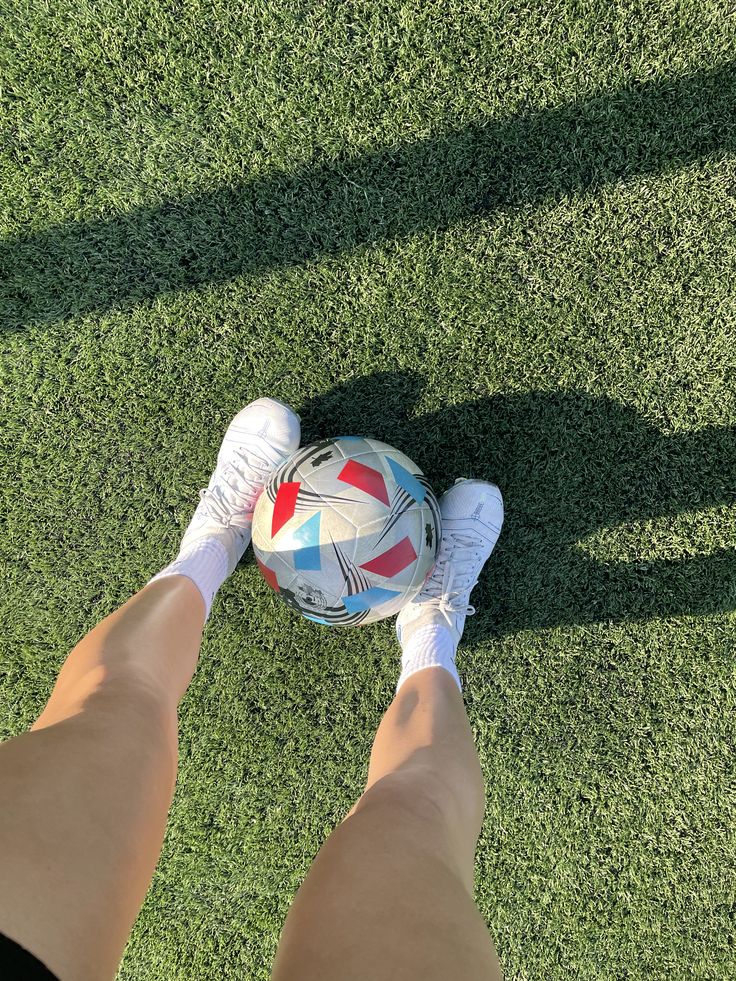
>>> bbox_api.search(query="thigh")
[272,783,503,981]
[0,682,176,981]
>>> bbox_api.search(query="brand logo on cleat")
[472,502,485,519]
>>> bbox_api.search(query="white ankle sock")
[396,624,462,693]
[149,538,230,620]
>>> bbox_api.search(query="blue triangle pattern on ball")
[343,586,401,613]
[293,512,322,570]
[386,457,426,502]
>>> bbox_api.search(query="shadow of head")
[295,371,736,637]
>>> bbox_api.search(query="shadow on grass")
[2,61,734,331]
[287,371,736,637]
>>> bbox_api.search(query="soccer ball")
[252,437,440,626]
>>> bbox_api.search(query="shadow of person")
[289,371,735,640]
[2,61,733,332]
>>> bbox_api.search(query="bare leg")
[0,576,204,981]
[272,666,503,981]
[0,396,301,979]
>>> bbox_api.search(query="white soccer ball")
[252,437,440,626]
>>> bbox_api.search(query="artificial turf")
[1,1,735,978]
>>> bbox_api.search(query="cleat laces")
[198,446,275,528]
[419,531,486,626]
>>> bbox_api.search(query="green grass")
[1,1,735,978]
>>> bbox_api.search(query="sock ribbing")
[149,538,229,620]
[396,623,462,693]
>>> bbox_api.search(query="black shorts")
[0,932,59,980]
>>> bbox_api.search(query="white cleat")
[396,478,504,648]
[181,397,300,574]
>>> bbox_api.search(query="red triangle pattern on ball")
[256,558,280,591]
[272,481,301,536]
[359,535,417,577]
[337,459,390,506]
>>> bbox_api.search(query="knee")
[342,770,482,895]
[36,663,179,769]
[351,768,474,838]
[354,766,484,846]
[50,638,178,717]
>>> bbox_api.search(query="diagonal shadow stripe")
[1,61,734,330]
